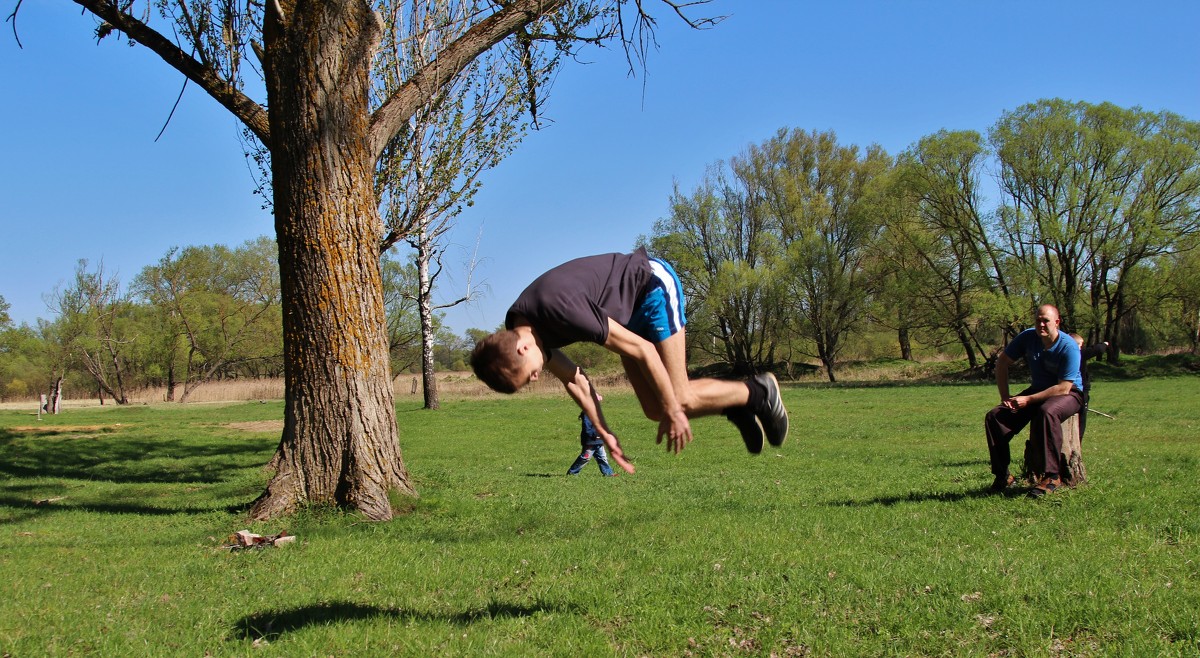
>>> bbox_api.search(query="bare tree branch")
[71,0,271,144]
[6,0,25,49]
[369,0,569,159]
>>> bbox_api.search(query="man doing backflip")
[470,248,789,474]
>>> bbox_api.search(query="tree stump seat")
[1022,413,1087,486]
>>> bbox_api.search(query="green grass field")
[1,376,1197,656]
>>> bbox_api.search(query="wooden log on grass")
[1022,414,1087,486]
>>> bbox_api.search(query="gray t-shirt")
[505,249,652,349]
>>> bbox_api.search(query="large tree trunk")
[250,1,414,521]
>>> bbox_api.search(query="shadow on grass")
[937,459,990,468]
[0,493,246,520]
[231,599,582,641]
[0,426,271,485]
[826,486,1004,507]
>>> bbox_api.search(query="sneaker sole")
[756,372,789,447]
[725,406,765,454]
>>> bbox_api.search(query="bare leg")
[622,329,749,419]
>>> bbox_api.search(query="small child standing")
[567,412,616,476]
[1071,334,1108,444]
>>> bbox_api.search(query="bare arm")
[996,351,1013,402]
[602,319,692,453]
[1008,380,1075,408]
[546,349,635,473]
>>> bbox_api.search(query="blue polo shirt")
[1004,328,1083,393]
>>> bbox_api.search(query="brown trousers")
[985,388,1084,478]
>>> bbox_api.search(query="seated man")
[470,248,789,474]
[985,304,1084,498]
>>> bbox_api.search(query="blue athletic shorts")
[625,258,686,343]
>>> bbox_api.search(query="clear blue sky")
[2,1,1197,336]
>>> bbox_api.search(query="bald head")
[1037,304,1060,321]
[1035,304,1061,345]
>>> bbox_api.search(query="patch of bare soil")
[10,425,119,434]
[226,421,285,433]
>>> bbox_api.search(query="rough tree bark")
[248,1,414,520]
[1022,414,1087,486]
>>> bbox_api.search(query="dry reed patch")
[225,421,284,433]
[2,370,638,408]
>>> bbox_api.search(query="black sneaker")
[754,373,789,447]
[724,406,764,454]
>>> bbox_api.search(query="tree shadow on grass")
[0,426,271,485]
[231,599,581,641]
[0,493,245,520]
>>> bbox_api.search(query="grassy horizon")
[1,376,1197,656]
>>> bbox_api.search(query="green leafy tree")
[1157,238,1200,354]
[750,128,890,382]
[871,183,938,361]
[1088,110,1200,357]
[380,252,422,376]
[133,238,281,402]
[0,324,46,402]
[992,100,1200,360]
[46,260,135,404]
[993,99,1106,322]
[649,163,784,375]
[886,130,1013,367]
[0,296,44,401]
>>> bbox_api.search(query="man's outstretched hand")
[656,408,693,454]
[601,430,635,474]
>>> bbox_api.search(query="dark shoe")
[1027,475,1062,499]
[754,373,789,446]
[724,406,764,454]
[989,473,1015,493]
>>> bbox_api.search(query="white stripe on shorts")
[648,259,684,334]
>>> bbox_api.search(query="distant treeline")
[2,98,1197,400]
[642,99,1199,380]
[0,239,476,403]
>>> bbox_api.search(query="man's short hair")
[470,330,521,394]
